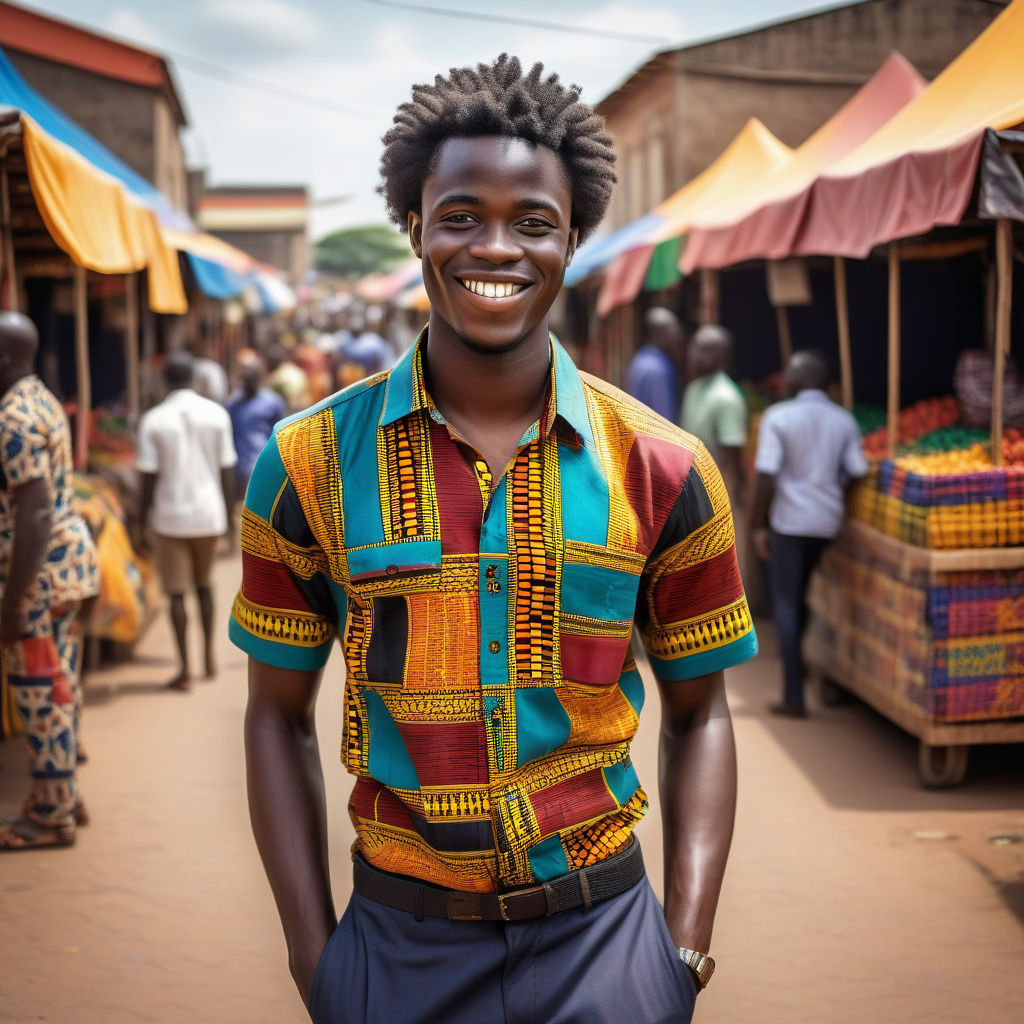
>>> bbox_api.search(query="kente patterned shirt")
[230,333,757,894]
[0,376,99,606]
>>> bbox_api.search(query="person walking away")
[625,306,685,421]
[680,324,747,504]
[137,352,236,690]
[266,342,312,414]
[234,54,757,1024]
[0,311,99,850]
[226,359,286,551]
[189,329,229,405]
[749,349,868,717]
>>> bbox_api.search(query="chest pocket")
[559,540,645,686]
[346,538,442,588]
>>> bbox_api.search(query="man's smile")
[455,276,532,301]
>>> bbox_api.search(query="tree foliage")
[314,224,411,280]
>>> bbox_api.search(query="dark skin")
[245,136,737,1007]
[0,314,50,644]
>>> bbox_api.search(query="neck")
[423,316,551,431]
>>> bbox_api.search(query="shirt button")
[488,640,501,654]
[386,564,398,576]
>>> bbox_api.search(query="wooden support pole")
[887,243,901,461]
[124,272,140,419]
[774,304,793,367]
[993,219,1013,467]
[698,268,720,325]
[73,264,90,471]
[0,160,17,312]
[834,256,854,410]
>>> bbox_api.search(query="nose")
[468,221,524,264]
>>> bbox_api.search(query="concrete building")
[598,0,1008,230]
[0,1,190,212]
[198,186,310,282]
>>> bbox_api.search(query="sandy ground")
[1,551,1022,1023]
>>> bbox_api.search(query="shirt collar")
[379,327,593,449]
[795,388,830,401]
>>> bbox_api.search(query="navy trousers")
[308,873,696,1024]
[768,531,830,710]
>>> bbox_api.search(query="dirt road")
[1,553,1022,1023]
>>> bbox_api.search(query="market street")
[1,551,1022,1024]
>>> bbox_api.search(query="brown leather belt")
[352,836,644,922]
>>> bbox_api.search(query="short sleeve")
[715,390,747,449]
[637,443,758,681]
[0,415,50,487]
[842,420,869,479]
[135,413,158,474]
[218,411,238,469]
[753,409,783,475]
[228,433,338,671]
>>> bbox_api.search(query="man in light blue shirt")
[624,306,684,422]
[750,350,867,717]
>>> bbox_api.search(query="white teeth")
[461,279,524,298]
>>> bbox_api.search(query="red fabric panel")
[395,720,489,785]
[241,550,311,610]
[624,434,695,553]
[653,545,743,623]
[429,419,483,555]
[560,631,630,686]
[349,778,414,828]
[793,135,984,260]
[597,244,654,317]
[530,769,616,837]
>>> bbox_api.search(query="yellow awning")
[20,115,187,314]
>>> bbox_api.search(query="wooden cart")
[805,520,1024,788]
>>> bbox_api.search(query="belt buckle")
[496,894,511,922]
[448,892,484,921]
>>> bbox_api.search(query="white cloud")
[201,0,319,56]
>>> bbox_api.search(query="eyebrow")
[435,194,562,218]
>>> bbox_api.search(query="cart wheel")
[917,742,968,789]
[819,678,850,707]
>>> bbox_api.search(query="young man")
[750,349,867,717]
[0,311,99,850]
[233,55,757,1024]
[137,352,236,690]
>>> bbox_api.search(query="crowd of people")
[625,306,867,719]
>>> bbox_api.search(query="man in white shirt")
[750,350,868,717]
[136,352,237,690]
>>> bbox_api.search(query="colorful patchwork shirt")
[0,376,99,606]
[230,334,757,893]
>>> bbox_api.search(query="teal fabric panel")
[228,617,334,671]
[527,833,570,882]
[346,539,442,578]
[364,690,420,790]
[561,562,640,621]
[559,445,609,547]
[648,629,759,681]
[244,435,287,521]
[552,337,593,447]
[336,386,388,549]
[618,668,645,716]
[479,478,510,689]
[514,688,571,768]
[378,341,419,425]
[602,758,640,807]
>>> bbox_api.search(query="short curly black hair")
[379,53,616,243]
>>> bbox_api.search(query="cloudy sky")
[26,0,835,239]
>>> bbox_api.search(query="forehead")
[423,136,571,211]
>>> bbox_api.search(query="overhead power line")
[363,0,676,45]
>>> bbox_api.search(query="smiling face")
[408,136,577,356]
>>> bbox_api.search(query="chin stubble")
[454,328,533,357]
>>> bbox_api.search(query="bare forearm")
[244,695,335,997]
[3,483,50,611]
[659,678,737,953]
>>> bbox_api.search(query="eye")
[441,213,476,225]
[519,217,554,230]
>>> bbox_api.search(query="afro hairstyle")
[378,53,616,243]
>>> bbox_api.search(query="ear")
[408,210,423,258]
[565,227,579,267]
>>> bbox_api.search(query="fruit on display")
[861,396,961,458]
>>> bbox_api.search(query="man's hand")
[0,604,29,644]
[752,526,771,561]
[292,937,330,1010]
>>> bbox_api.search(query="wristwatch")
[677,947,716,990]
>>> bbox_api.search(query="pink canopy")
[683,0,1024,270]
